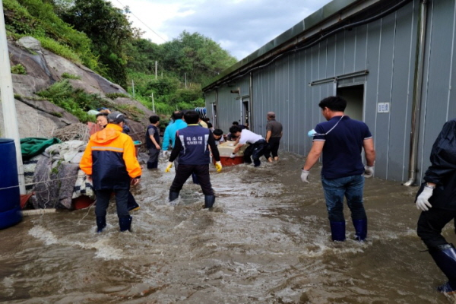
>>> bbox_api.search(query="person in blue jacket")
[162,111,187,168]
[416,119,456,294]
[164,110,222,209]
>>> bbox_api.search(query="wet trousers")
[243,140,267,164]
[95,188,129,218]
[321,175,367,222]
[417,208,456,249]
[264,137,281,159]
[170,164,214,196]
[147,147,160,169]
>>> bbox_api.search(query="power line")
[114,0,167,43]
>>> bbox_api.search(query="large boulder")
[1,37,152,139]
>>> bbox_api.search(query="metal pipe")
[404,0,428,186]
[249,72,253,132]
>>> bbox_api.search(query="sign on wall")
[377,102,390,113]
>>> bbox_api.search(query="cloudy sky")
[110,0,332,60]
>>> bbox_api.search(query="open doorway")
[211,103,218,128]
[337,85,364,121]
[242,99,250,129]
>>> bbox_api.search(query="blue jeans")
[321,175,366,222]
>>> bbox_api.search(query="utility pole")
[0,0,25,194]
[131,79,135,98]
[184,73,187,89]
[151,92,155,113]
[155,61,158,80]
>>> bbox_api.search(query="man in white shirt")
[229,126,267,167]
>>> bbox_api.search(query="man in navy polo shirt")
[301,96,376,242]
[165,110,222,208]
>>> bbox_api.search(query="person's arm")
[363,138,376,166]
[233,143,244,154]
[162,127,170,151]
[79,140,94,176]
[169,135,182,162]
[123,138,142,179]
[149,129,160,150]
[303,141,325,171]
[208,132,220,162]
[266,130,272,143]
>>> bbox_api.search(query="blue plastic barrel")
[0,139,22,229]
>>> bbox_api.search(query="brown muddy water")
[1,152,456,303]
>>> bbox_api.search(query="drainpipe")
[404,0,428,186]
[249,72,253,132]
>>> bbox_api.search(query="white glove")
[301,170,310,183]
[364,166,374,178]
[229,153,236,159]
[416,186,433,211]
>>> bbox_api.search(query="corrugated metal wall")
[206,0,456,183]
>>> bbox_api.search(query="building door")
[337,84,364,121]
[211,103,217,128]
[242,99,250,129]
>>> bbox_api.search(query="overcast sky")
[110,0,332,60]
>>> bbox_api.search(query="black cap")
[107,111,126,124]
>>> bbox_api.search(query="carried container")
[215,141,248,166]
[0,139,22,229]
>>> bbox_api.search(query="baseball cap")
[107,111,126,124]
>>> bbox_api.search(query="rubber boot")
[96,216,106,233]
[204,195,216,209]
[352,218,367,241]
[169,191,179,202]
[330,221,346,241]
[429,244,456,294]
[119,215,132,232]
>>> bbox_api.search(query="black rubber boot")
[204,195,216,209]
[119,215,132,232]
[429,244,456,294]
[169,191,179,203]
[330,221,346,242]
[352,218,367,241]
[96,216,106,233]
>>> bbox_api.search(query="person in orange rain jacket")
[80,112,141,233]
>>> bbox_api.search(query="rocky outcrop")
[1,37,153,141]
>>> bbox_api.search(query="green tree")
[60,0,133,87]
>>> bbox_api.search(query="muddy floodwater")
[1,152,456,303]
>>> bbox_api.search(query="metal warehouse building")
[203,0,456,184]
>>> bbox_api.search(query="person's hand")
[155,144,161,150]
[215,161,222,173]
[229,153,236,159]
[364,166,374,178]
[416,186,433,211]
[131,177,140,186]
[301,170,310,183]
[165,162,173,173]
[86,175,92,183]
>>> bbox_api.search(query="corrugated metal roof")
[203,0,372,91]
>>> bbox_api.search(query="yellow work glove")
[165,162,173,173]
[215,161,222,173]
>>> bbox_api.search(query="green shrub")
[106,93,130,99]
[37,80,109,122]
[11,64,26,74]
[61,73,81,80]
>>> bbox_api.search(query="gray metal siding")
[419,0,456,180]
[205,0,456,183]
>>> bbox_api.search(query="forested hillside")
[3,0,237,120]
